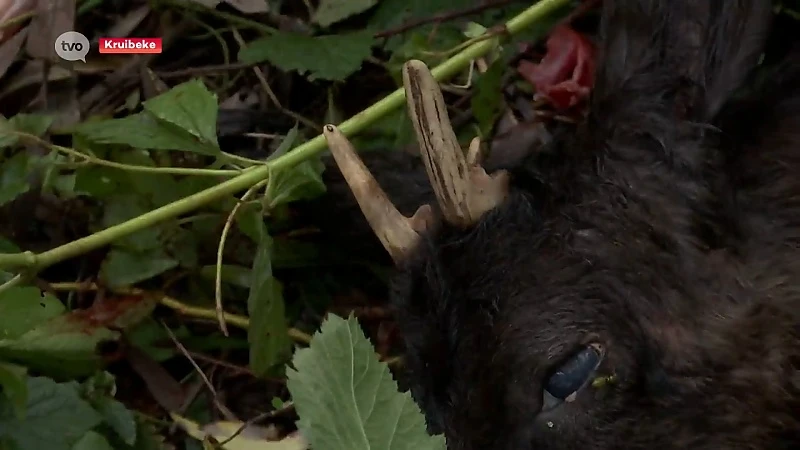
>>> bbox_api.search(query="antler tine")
[402,60,509,227]
[322,124,433,263]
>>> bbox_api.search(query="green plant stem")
[0,0,569,274]
[0,274,24,295]
[18,132,243,176]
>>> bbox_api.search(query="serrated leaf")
[0,287,65,340]
[100,248,179,288]
[0,314,119,379]
[246,220,291,376]
[266,158,326,209]
[132,419,168,450]
[239,31,375,81]
[72,431,114,450]
[313,0,378,27]
[171,413,308,450]
[74,112,219,155]
[0,114,54,149]
[0,362,27,418]
[0,152,31,206]
[286,314,447,450]
[94,398,137,446]
[142,80,220,151]
[0,377,103,450]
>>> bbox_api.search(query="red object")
[98,37,163,54]
[517,25,596,111]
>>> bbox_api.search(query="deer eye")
[544,346,601,401]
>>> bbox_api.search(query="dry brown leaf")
[171,413,309,450]
[0,60,71,101]
[105,4,151,38]
[0,0,35,43]
[0,25,26,79]
[25,0,75,62]
[126,346,186,412]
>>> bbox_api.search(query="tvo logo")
[54,31,90,62]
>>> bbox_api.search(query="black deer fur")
[301,0,800,448]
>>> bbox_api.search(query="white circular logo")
[54,31,90,62]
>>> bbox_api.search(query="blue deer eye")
[544,346,602,400]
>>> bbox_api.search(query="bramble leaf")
[239,31,375,81]
[312,0,378,27]
[142,79,220,152]
[286,314,446,450]
[0,377,103,450]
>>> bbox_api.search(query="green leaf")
[367,0,465,33]
[240,31,375,81]
[0,238,19,253]
[312,0,378,27]
[101,194,161,252]
[0,362,27,418]
[0,377,103,450]
[93,398,137,446]
[287,314,446,450]
[0,239,21,284]
[471,59,506,136]
[73,166,125,198]
[0,315,119,379]
[0,152,31,206]
[266,157,326,209]
[10,114,54,137]
[74,112,219,155]
[100,248,178,288]
[0,287,65,340]
[142,80,219,152]
[0,114,54,148]
[199,264,252,289]
[130,420,167,450]
[246,219,291,376]
[71,431,114,450]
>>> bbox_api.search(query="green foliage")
[239,31,376,81]
[472,59,507,137]
[0,375,154,450]
[74,80,221,155]
[0,287,118,378]
[287,314,447,450]
[313,0,379,27]
[241,208,292,377]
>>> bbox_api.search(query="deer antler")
[321,124,433,263]
[402,59,509,227]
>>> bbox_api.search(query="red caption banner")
[98,38,163,54]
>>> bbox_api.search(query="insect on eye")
[544,346,602,401]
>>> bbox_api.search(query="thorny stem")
[0,0,570,275]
